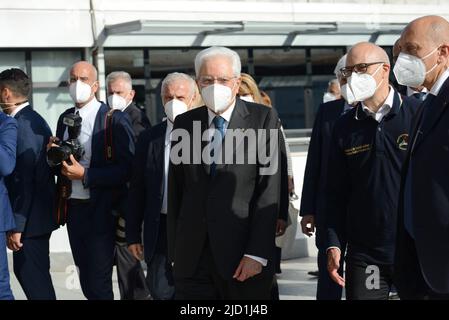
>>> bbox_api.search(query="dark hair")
[0,68,31,98]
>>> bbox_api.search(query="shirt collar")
[75,98,101,118]
[430,67,449,96]
[407,86,428,97]
[10,101,30,118]
[207,99,236,126]
[360,86,395,122]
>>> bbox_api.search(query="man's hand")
[300,214,315,237]
[233,256,262,282]
[327,248,345,287]
[128,244,144,261]
[61,155,85,180]
[276,219,287,236]
[47,136,59,151]
[7,232,23,252]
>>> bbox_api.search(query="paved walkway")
[9,255,320,300]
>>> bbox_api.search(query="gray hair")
[334,54,347,79]
[106,71,133,90]
[328,79,340,89]
[161,72,196,97]
[194,46,241,77]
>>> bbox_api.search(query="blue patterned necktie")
[210,116,225,177]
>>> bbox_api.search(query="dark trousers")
[174,241,273,300]
[115,244,150,300]
[316,226,345,300]
[345,257,394,300]
[0,232,14,300]
[67,201,115,300]
[13,233,55,300]
[145,214,174,300]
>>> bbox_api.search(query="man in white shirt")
[49,61,135,300]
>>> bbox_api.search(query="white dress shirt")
[161,120,173,214]
[207,100,268,267]
[361,86,395,123]
[430,67,449,96]
[64,98,102,199]
[10,101,29,118]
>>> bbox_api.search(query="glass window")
[0,51,26,72]
[31,51,81,82]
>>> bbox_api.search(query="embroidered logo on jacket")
[344,144,371,156]
[397,134,409,151]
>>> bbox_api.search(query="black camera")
[47,113,85,167]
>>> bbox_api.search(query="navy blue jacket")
[5,106,58,237]
[300,98,346,227]
[55,102,135,233]
[0,112,17,233]
[326,90,419,265]
[126,121,166,261]
[395,76,449,294]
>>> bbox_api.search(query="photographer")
[48,61,135,300]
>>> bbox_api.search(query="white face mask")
[201,84,234,114]
[340,84,356,105]
[107,94,129,111]
[164,98,188,123]
[348,64,384,102]
[393,47,440,88]
[239,94,254,103]
[323,92,337,103]
[69,80,93,104]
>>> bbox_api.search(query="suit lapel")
[91,103,109,165]
[152,121,167,172]
[412,77,449,152]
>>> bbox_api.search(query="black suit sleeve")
[167,118,185,264]
[325,123,349,249]
[299,103,324,216]
[278,130,289,222]
[245,108,282,259]
[126,130,150,245]
[132,109,152,139]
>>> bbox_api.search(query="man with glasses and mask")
[325,42,420,300]
[167,46,284,299]
[48,61,135,300]
[394,15,449,300]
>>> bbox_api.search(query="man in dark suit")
[168,47,283,300]
[106,71,151,300]
[394,15,449,299]
[0,68,58,300]
[127,72,197,300]
[49,61,135,300]
[300,54,350,300]
[0,106,17,300]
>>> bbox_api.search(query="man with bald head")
[325,42,420,299]
[394,15,449,299]
[49,61,135,299]
[393,38,428,100]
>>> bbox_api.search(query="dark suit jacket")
[167,98,283,280]
[0,112,17,233]
[126,120,167,261]
[55,102,135,233]
[299,99,346,227]
[124,103,151,140]
[5,106,58,237]
[395,76,449,294]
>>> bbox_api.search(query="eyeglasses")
[340,62,384,78]
[198,76,237,86]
